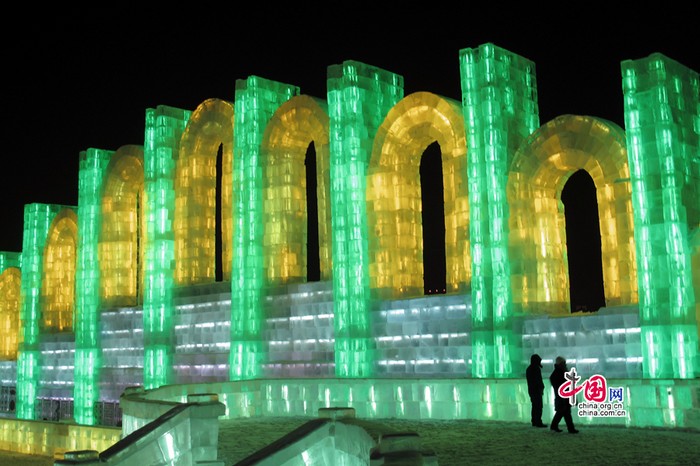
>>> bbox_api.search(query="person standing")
[526,353,547,427]
[549,356,579,433]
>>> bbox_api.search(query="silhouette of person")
[526,353,547,427]
[549,356,579,433]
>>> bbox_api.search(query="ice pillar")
[622,53,699,378]
[459,44,539,377]
[230,76,298,381]
[143,106,190,389]
[327,61,403,377]
[73,148,111,425]
[16,203,62,419]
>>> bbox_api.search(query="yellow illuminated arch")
[42,208,78,331]
[175,98,234,285]
[508,115,636,315]
[100,145,145,308]
[261,95,331,284]
[0,267,21,359]
[368,92,469,298]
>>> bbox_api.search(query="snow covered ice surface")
[2,416,699,465]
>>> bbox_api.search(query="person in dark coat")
[549,356,579,433]
[526,353,547,427]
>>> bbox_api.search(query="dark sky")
[1,8,697,274]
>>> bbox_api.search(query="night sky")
[1,8,697,307]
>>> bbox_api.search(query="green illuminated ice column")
[73,148,111,425]
[230,76,298,380]
[621,54,699,378]
[143,106,190,389]
[16,203,62,419]
[459,44,539,378]
[327,61,403,377]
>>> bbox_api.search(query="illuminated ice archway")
[175,98,234,285]
[100,145,145,308]
[42,208,78,331]
[508,114,637,315]
[261,95,331,284]
[0,267,21,358]
[368,91,469,298]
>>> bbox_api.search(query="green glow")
[622,53,699,378]
[230,76,298,380]
[327,61,403,377]
[0,252,21,272]
[16,203,63,419]
[74,148,111,425]
[143,106,191,389]
[459,44,539,377]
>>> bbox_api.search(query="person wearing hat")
[526,353,547,427]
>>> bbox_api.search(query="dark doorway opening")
[561,169,606,312]
[305,142,320,282]
[215,143,223,282]
[420,141,447,295]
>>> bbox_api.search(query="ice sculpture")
[622,53,699,378]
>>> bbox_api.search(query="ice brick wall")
[373,294,471,376]
[101,308,144,401]
[263,281,335,378]
[521,305,642,378]
[173,285,231,384]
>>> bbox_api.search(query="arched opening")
[562,169,605,312]
[305,141,320,282]
[215,143,223,282]
[420,141,446,295]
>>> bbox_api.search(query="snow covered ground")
[3,416,699,465]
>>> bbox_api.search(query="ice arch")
[508,114,636,315]
[175,98,234,285]
[261,95,331,284]
[0,267,20,358]
[368,91,469,298]
[100,145,145,307]
[42,208,78,331]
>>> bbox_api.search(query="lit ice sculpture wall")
[1,44,698,431]
[0,252,21,359]
[327,61,403,377]
[143,105,191,389]
[508,115,638,314]
[368,92,470,297]
[176,99,234,285]
[459,44,539,377]
[100,145,145,308]
[230,76,299,381]
[16,204,67,419]
[262,95,333,284]
[74,148,110,425]
[622,53,699,378]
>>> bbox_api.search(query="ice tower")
[622,53,699,378]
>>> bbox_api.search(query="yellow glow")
[368,92,469,298]
[42,209,78,331]
[100,145,145,307]
[0,267,21,358]
[508,115,636,315]
[261,95,331,284]
[175,98,234,285]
